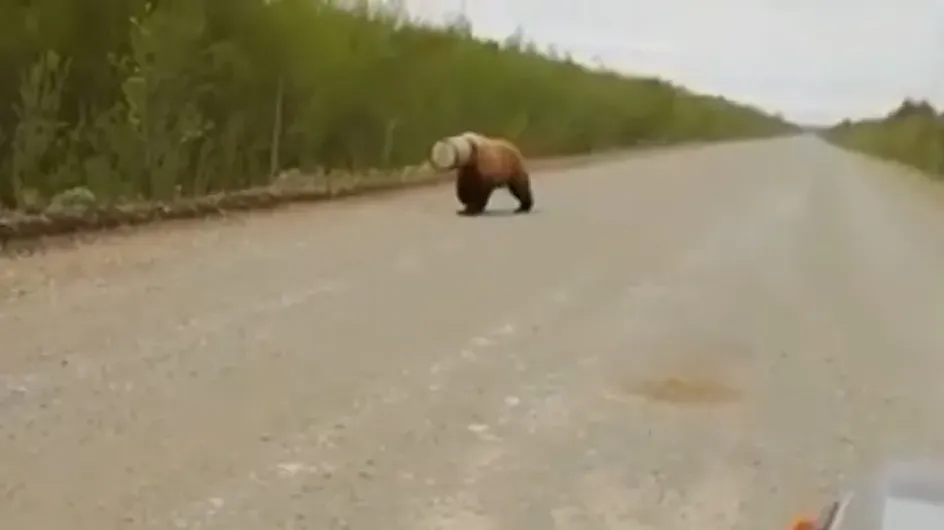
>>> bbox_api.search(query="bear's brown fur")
[449,133,533,215]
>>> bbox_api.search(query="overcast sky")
[399,0,943,125]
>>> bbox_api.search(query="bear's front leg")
[456,168,491,215]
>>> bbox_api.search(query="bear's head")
[428,132,485,171]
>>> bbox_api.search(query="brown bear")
[428,131,534,216]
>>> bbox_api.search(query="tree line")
[0,0,797,212]
[823,98,944,178]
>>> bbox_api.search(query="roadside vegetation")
[0,0,795,241]
[823,99,944,179]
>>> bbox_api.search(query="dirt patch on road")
[610,342,746,407]
[624,375,741,405]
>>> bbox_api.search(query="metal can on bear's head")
[428,134,475,171]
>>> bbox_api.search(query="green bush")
[822,99,944,178]
[0,0,795,211]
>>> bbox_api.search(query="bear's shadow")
[455,208,540,218]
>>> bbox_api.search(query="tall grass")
[823,99,944,178]
[0,0,796,212]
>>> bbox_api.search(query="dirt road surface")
[3,135,944,530]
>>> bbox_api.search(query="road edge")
[0,140,716,255]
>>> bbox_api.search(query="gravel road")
[3,135,944,530]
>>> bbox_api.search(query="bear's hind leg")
[507,173,533,213]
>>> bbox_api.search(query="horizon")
[398,0,943,126]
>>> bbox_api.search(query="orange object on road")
[791,515,817,530]
[786,459,944,530]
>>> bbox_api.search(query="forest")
[0,0,796,217]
